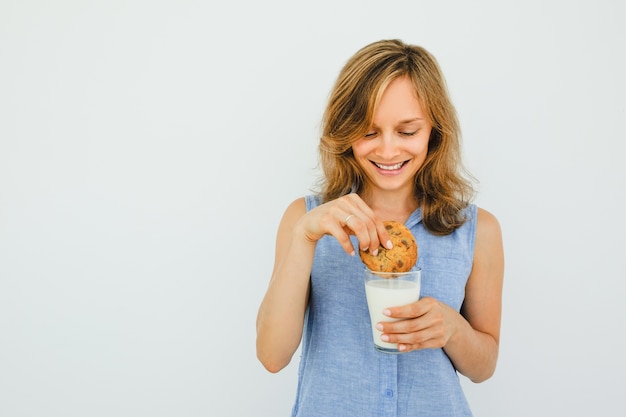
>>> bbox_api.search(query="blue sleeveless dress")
[291,194,477,417]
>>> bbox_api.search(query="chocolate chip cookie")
[359,220,418,273]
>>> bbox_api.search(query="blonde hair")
[317,39,475,235]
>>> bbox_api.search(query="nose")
[375,131,401,159]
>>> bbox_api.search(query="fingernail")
[381,334,389,342]
[383,309,391,317]
[350,250,355,256]
[386,240,393,249]
[372,248,378,256]
[376,323,383,331]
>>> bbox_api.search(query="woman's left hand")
[376,296,460,353]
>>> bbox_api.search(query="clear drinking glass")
[364,267,422,353]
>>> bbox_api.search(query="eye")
[364,131,377,138]
[400,130,417,137]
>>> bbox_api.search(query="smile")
[373,161,407,171]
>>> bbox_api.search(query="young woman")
[256,39,504,417]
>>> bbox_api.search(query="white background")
[1,1,625,416]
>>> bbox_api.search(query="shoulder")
[475,207,502,241]
[473,206,504,267]
[280,195,320,228]
[277,194,327,233]
[282,197,307,222]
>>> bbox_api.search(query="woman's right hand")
[257,194,392,373]
[295,193,393,256]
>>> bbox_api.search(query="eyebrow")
[370,117,425,128]
[398,117,425,124]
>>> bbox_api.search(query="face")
[352,76,432,195]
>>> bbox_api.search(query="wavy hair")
[316,39,475,235]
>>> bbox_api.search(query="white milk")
[365,279,420,351]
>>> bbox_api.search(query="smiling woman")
[318,41,474,236]
[256,39,504,417]
[352,76,432,200]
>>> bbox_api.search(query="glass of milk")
[364,267,421,353]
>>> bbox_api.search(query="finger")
[341,196,388,253]
[315,206,357,256]
[329,220,357,256]
[342,213,356,228]
[383,297,434,319]
[336,236,357,256]
[334,198,375,252]
[378,316,423,336]
[340,213,361,239]
[349,197,392,252]
[381,326,445,351]
[343,215,375,253]
[366,219,383,254]
[397,331,447,351]
[376,221,393,250]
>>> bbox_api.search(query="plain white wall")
[1,0,624,416]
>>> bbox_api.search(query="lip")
[372,160,408,174]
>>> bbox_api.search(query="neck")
[360,187,419,223]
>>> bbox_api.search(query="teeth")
[375,162,404,170]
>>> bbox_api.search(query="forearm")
[256,236,316,373]
[443,313,499,383]
[444,208,503,383]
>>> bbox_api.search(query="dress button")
[385,389,393,397]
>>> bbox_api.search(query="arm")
[255,198,313,373]
[448,207,504,382]
[256,195,391,373]
[378,207,504,382]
